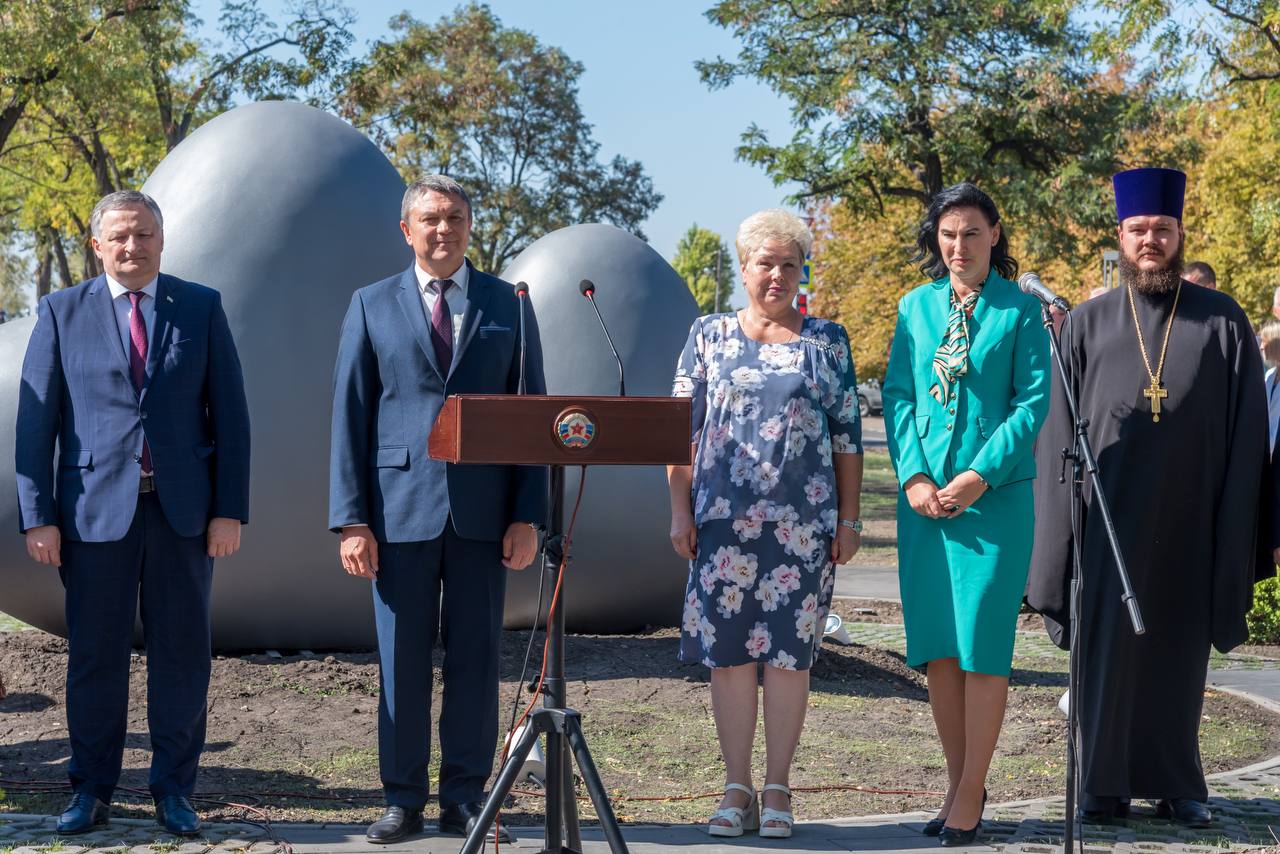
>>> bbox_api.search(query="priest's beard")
[1119,243,1185,295]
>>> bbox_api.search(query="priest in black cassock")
[1027,167,1272,828]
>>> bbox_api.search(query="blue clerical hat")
[1112,167,1186,222]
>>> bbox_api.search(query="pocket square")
[478,323,512,336]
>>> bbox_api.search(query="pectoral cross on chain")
[1143,379,1168,423]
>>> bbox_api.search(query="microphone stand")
[516,283,529,395]
[1041,304,1144,854]
[583,290,625,397]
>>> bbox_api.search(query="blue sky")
[194,0,803,305]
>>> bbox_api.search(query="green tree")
[1082,0,1280,87]
[0,0,355,290]
[698,0,1161,267]
[672,224,734,314]
[339,3,662,272]
[0,231,31,315]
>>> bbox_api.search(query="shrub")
[1246,576,1280,645]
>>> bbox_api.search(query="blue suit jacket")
[328,261,548,543]
[16,274,251,541]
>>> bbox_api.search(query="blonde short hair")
[1262,320,1280,364]
[735,209,812,266]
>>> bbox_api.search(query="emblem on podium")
[555,408,596,449]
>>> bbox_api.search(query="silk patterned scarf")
[928,284,983,405]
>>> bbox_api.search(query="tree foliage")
[699,0,1160,270]
[0,0,353,296]
[672,224,734,314]
[339,3,662,273]
[1083,0,1280,87]
[1181,85,1280,320]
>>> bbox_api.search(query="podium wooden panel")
[428,395,692,466]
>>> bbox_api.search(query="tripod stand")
[1041,306,1144,854]
[460,465,630,854]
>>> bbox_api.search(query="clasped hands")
[339,522,540,579]
[905,471,987,520]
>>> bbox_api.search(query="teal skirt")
[896,478,1033,677]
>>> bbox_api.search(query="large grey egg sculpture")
[501,224,699,632]
[0,101,410,648]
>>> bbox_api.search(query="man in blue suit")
[16,190,250,836]
[329,175,547,845]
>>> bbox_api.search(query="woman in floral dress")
[667,209,864,838]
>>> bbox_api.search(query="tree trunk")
[49,227,74,289]
[35,241,52,301]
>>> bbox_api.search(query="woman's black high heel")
[928,788,986,841]
[938,821,982,847]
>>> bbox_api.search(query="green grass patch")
[0,612,32,632]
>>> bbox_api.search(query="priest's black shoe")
[56,793,109,835]
[366,806,424,844]
[155,794,201,836]
[440,801,514,843]
[1080,796,1130,824]
[938,821,982,847]
[1156,798,1212,828]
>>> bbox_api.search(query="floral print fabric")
[672,313,862,670]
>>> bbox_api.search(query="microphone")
[514,281,529,395]
[578,279,625,396]
[1017,272,1071,312]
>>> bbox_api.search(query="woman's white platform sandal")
[759,783,794,838]
[707,783,759,837]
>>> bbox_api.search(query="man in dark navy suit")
[329,175,547,845]
[16,190,250,836]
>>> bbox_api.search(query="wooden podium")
[429,394,691,466]
[429,394,691,854]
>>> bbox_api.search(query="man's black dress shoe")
[440,801,514,844]
[366,806,424,844]
[924,788,986,837]
[938,821,982,847]
[1156,798,1212,828]
[155,794,201,836]
[56,793,109,834]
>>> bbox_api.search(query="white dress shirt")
[414,260,469,345]
[106,275,159,365]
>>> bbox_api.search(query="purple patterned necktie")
[128,292,153,474]
[429,278,454,372]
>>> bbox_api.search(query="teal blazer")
[883,271,1049,490]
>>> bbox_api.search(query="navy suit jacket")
[16,274,251,542]
[328,261,548,543]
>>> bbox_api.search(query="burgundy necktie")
[128,292,153,474]
[429,279,454,373]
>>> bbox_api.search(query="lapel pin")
[166,295,174,303]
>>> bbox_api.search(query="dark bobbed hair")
[911,182,1018,281]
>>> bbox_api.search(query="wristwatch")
[839,518,863,533]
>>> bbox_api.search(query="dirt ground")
[2,600,1278,827]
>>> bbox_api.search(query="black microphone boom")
[578,278,625,397]
[515,281,529,395]
[1017,272,1072,312]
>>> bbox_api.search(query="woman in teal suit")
[883,183,1049,846]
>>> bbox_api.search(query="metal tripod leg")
[562,745,582,850]
[459,718,543,854]
[564,712,629,854]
